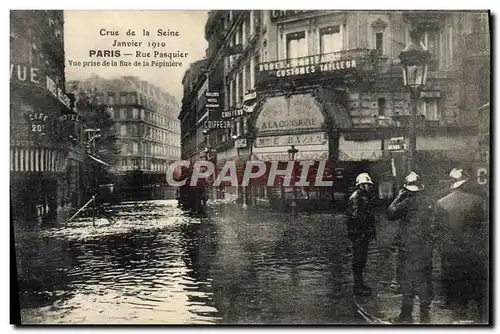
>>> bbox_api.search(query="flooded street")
[15,200,400,324]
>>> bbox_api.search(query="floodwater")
[14,200,399,324]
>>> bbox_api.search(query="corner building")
[10,10,83,225]
[68,76,181,200]
[202,11,261,202]
[183,11,489,209]
[252,10,488,203]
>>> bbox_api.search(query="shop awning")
[88,154,110,167]
[316,87,353,130]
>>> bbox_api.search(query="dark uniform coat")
[435,186,486,258]
[346,188,376,239]
[387,191,436,273]
[434,184,487,319]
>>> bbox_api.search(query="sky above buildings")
[64,10,209,105]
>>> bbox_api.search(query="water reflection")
[18,200,221,324]
[17,200,367,324]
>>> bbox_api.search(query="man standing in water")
[346,173,377,296]
[387,172,435,323]
[435,168,487,322]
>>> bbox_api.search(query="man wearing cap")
[346,173,377,296]
[435,168,487,322]
[387,172,436,323]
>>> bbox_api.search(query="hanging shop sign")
[205,92,220,108]
[222,107,244,119]
[58,113,82,122]
[205,91,223,129]
[11,63,71,109]
[244,91,257,103]
[25,112,49,134]
[235,139,247,149]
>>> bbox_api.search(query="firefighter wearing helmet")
[435,168,487,322]
[387,171,435,323]
[346,173,377,296]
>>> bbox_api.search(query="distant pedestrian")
[346,173,377,296]
[94,184,117,223]
[435,168,487,322]
[387,172,436,323]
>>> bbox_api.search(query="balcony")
[255,48,383,89]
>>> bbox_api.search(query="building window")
[244,64,251,93]
[129,92,137,105]
[419,99,440,121]
[108,93,115,105]
[120,125,127,136]
[120,94,128,105]
[423,30,440,71]
[245,17,251,41]
[131,142,138,154]
[231,79,236,107]
[132,108,139,119]
[108,107,114,119]
[96,92,105,105]
[378,98,386,116]
[286,31,307,59]
[238,24,243,45]
[376,32,384,55]
[132,124,139,135]
[140,109,145,120]
[319,26,342,54]
[120,108,126,119]
[238,72,244,103]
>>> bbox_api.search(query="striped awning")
[10,147,66,172]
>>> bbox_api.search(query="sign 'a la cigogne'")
[261,118,318,131]
[258,53,357,78]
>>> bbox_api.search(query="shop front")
[10,62,73,226]
[250,92,338,211]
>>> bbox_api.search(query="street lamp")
[288,145,299,216]
[288,145,298,161]
[399,28,431,173]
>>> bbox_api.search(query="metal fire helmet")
[449,168,469,189]
[403,171,425,192]
[356,173,374,186]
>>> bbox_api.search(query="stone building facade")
[68,76,181,199]
[10,10,86,225]
[181,10,490,209]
